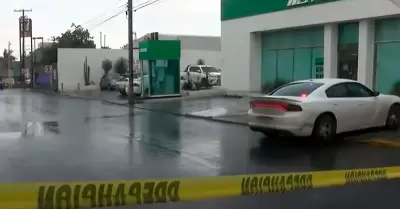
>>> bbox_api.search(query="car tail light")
[250,100,302,112]
[120,77,128,81]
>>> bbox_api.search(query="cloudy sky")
[0,0,220,58]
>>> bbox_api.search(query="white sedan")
[248,78,400,142]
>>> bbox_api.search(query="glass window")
[189,66,201,73]
[326,84,349,98]
[269,82,324,96]
[107,72,121,80]
[142,61,149,76]
[202,67,219,73]
[346,82,374,97]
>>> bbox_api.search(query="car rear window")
[269,82,324,97]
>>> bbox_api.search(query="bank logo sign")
[287,0,315,7]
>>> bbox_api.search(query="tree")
[114,57,128,75]
[57,24,96,48]
[101,59,112,76]
[0,48,16,69]
[40,23,96,65]
[40,46,57,65]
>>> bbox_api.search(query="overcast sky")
[0,0,220,58]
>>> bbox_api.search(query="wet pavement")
[1,89,400,208]
[100,90,245,117]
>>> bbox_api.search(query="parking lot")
[1,89,400,209]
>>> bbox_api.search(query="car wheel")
[312,114,337,143]
[386,104,400,130]
[120,91,127,96]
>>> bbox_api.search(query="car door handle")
[333,104,338,106]
[357,104,363,106]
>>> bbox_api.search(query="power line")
[81,3,127,28]
[88,7,127,31]
[80,0,126,26]
[133,0,170,11]
[87,0,169,32]
[132,0,155,9]
[80,0,143,28]
[146,0,170,7]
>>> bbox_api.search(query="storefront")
[221,0,400,94]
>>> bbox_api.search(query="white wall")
[58,48,221,91]
[57,48,139,91]
[221,0,400,91]
[180,49,222,71]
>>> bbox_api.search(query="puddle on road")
[0,121,60,140]
[190,107,228,117]
[0,132,23,140]
[23,121,60,136]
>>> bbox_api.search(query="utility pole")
[7,42,11,78]
[14,9,32,81]
[127,0,134,106]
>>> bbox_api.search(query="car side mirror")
[373,91,380,96]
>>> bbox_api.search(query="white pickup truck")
[180,65,221,89]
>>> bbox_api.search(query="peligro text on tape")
[241,174,312,195]
[37,180,181,209]
[344,168,388,184]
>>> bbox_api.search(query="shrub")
[196,59,205,65]
[101,59,113,76]
[114,57,128,75]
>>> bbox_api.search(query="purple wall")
[35,73,51,85]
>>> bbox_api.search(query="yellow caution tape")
[1,166,400,209]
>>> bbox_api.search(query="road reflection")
[249,137,339,171]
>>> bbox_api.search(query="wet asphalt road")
[1,89,400,209]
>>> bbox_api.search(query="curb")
[102,100,248,126]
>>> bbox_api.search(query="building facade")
[221,0,400,94]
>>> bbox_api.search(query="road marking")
[357,138,400,148]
